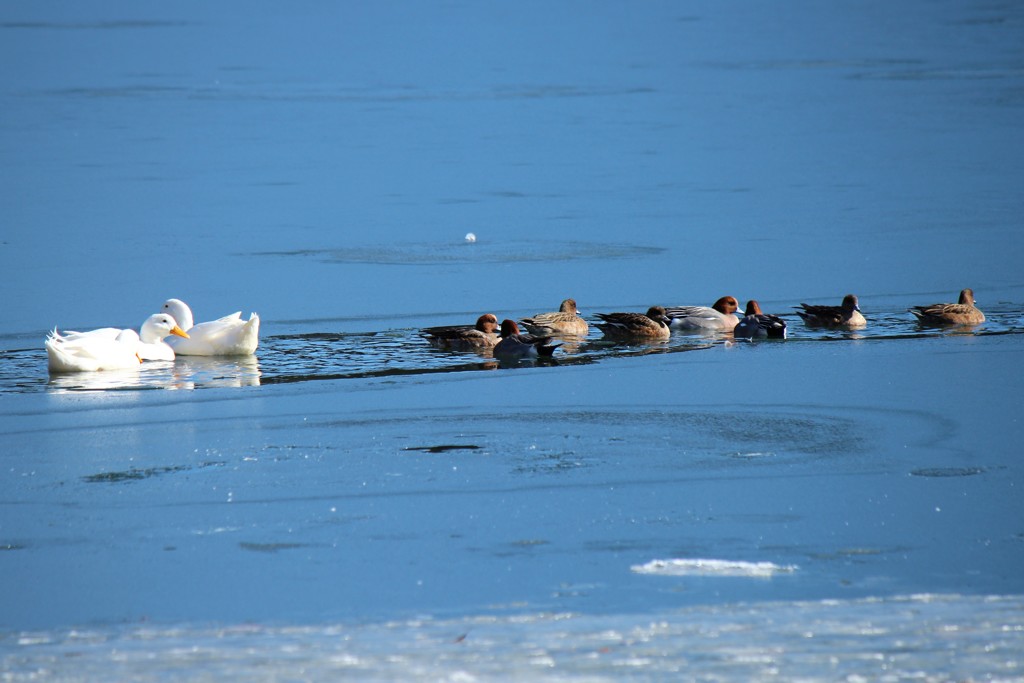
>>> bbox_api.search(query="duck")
[45,326,143,373]
[595,306,672,339]
[44,313,189,372]
[421,314,501,350]
[909,288,985,326]
[664,296,741,331]
[493,319,560,360]
[136,313,191,360]
[520,298,589,337]
[734,300,787,339]
[795,294,866,329]
[161,299,260,356]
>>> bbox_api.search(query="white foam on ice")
[631,558,799,577]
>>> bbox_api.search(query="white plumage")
[45,313,189,373]
[161,299,260,356]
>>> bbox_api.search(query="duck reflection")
[171,355,261,388]
[47,356,261,392]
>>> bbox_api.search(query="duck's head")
[559,299,579,314]
[499,319,520,337]
[712,296,740,315]
[141,313,189,343]
[475,314,500,333]
[645,306,671,326]
[161,298,194,330]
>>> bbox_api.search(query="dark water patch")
[274,331,374,343]
[291,407,873,479]
[404,444,483,454]
[702,58,925,72]
[191,83,656,105]
[838,547,885,556]
[0,20,195,30]
[177,403,930,490]
[261,361,501,386]
[36,79,654,106]
[505,409,865,460]
[512,450,588,476]
[238,542,313,554]
[910,467,986,478]
[718,513,802,525]
[44,85,194,100]
[490,539,552,558]
[83,465,189,484]
[849,66,1024,82]
[259,444,341,460]
[700,55,1024,84]
[82,460,225,484]
[253,239,664,266]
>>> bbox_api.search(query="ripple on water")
[910,466,987,478]
[293,406,875,480]
[252,239,665,266]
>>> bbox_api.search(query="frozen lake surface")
[4,595,1023,682]
[1,1,1023,679]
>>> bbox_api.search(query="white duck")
[136,313,191,360]
[44,314,189,372]
[161,298,260,356]
[46,326,142,373]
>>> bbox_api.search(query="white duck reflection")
[47,355,260,392]
[171,355,261,388]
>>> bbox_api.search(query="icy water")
[3,1,1024,680]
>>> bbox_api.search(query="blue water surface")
[1,2,1023,680]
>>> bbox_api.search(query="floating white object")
[631,558,798,578]
[44,314,188,372]
[464,232,477,243]
[45,328,142,373]
[161,299,260,356]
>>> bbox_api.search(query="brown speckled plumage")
[596,306,672,339]
[910,289,985,326]
[520,298,589,337]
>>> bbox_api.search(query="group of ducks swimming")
[44,288,984,372]
[422,288,986,361]
[45,299,260,373]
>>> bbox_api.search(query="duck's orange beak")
[170,326,190,339]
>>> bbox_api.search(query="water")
[2,1,1024,680]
